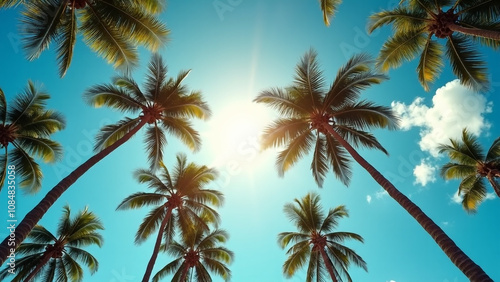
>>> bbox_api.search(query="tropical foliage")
[255,49,492,281]
[439,128,500,212]
[2,0,169,77]
[117,153,224,282]
[152,228,233,282]
[369,0,500,91]
[319,0,342,26]
[0,82,65,193]
[278,192,367,281]
[0,205,103,282]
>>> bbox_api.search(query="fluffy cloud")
[391,79,493,157]
[366,195,372,204]
[413,159,438,186]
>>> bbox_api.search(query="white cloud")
[451,192,496,205]
[485,193,496,200]
[413,159,437,186]
[366,195,372,204]
[375,189,388,199]
[442,221,449,226]
[391,79,493,157]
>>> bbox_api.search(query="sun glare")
[203,100,273,169]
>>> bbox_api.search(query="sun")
[203,100,273,169]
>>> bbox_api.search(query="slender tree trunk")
[23,251,53,282]
[0,118,149,264]
[325,126,492,281]
[449,23,500,40]
[318,248,338,282]
[142,208,172,282]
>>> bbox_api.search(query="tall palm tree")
[2,0,169,77]
[254,49,492,281]
[368,0,500,91]
[278,192,367,282]
[318,0,342,26]
[439,128,500,212]
[152,228,233,282]
[117,153,224,282]
[0,82,65,193]
[0,54,211,264]
[0,205,103,282]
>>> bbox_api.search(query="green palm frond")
[438,129,484,164]
[260,118,309,149]
[335,126,388,154]
[0,88,6,123]
[311,135,329,187]
[202,257,232,280]
[456,0,500,22]
[65,247,99,274]
[134,169,170,192]
[459,175,487,212]
[440,162,476,180]
[446,34,489,91]
[145,53,167,101]
[283,240,311,278]
[161,116,202,152]
[144,126,166,171]
[21,0,67,61]
[164,91,212,120]
[376,29,427,71]
[0,0,23,8]
[132,0,166,14]
[135,205,166,243]
[368,6,428,33]
[152,258,184,282]
[117,192,166,210]
[62,253,84,281]
[19,110,66,137]
[277,232,309,248]
[293,49,324,109]
[485,136,500,162]
[7,81,50,126]
[457,20,500,49]
[254,87,308,117]
[319,0,342,26]
[113,75,147,104]
[16,136,63,163]
[325,134,352,186]
[84,83,144,112]
[56,7,77,77]
[276,131,314,177]
[319,206,347,233]
[418,36,444,90]
[93,117,141,151]
[98,0,169,51]
[10,146,42,193]
[80,3,138,72]
[333,101,399,130]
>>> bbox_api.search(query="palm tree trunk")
[0,118,149,264]
[24,251,53,282]
[449,23,500,40]
[325,126,492,281]
[142,208,172,282]
[318,248,338,282]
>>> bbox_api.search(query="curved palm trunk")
[325,126,492,281]
[0,118,149,264]
[23,251,53,282]
[449,23,500,40]
[142,208,172,282]
[318,248,338,282]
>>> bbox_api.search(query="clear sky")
[1,0,500,281]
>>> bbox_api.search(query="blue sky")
[1,0,500,281]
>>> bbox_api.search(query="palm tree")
[318,0,342,26]
[254,49,492,281]
[368,0,500,91]
[278,192,367,282]
[0,205,103,282]
[117,153,224,282]
[0,82,65,193]
[0,54,210,264]
[3,0,169,77]
[439,128,500,212]
[152,228,233,282]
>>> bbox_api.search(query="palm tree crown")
[0,205,103,282]
[254,49,398,187]
[85,53,211,170]
[153,228,233,282]
[0,82,65,192]
[8,0,169,77]
[368,0,500,91]
[319,0,342,26]
[439,128,500,212]
[117,153,224,282]
[278,192,367,281]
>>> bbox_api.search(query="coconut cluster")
[428,9,458,39]
[68,0,87,9]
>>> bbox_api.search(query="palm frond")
[293,49,324,109]
[320,205,347,233]
[283,240,311,278]
[131,0,166,14]
[446,34,488,92]
[84,83,144,112]
[277,232,309,248]
[333,101,399,130]
[368,6,428,34]
[144,126,166,171]
[152,258,183,282]
[376,29,427,72]
[19,110,66,137]
[202,257,232,280]
[16,136,63,163]
[65,247,99,274]
[276,131,314,177]
[134,168,170,192]
[0,88,6,123]
[319,0,342,26]
[311,135,329,187]
[112,75,147,104]
[116,192,166,210]
[335,126,388,154]
[94,117,141,152]
[145,53,167,101]
[260,118,309,150]
[10,146,42,193]
[80,3,138,72]
[56,7,77,77]
[0,0,23,8]
[459,175,486,212]
[440,162,476,179]
[485,136,500,162]
[135,205,166,243]
[21,0,67,60]
[161,116,202,152]
[417,36,444,91]
[325,133,352,186]
[163,91,211,120]
[254,87,309,117]
[7,81,50,126]
[62,252,84,281]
